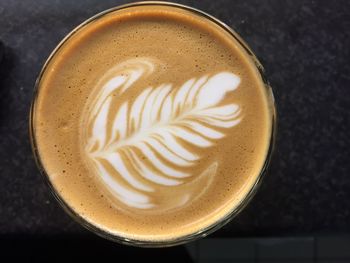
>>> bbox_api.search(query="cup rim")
[29,1,277,247]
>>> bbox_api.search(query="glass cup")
[29,1,276,247]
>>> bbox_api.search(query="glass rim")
[29,1,277,247]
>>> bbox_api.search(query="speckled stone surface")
[0,0,349,238]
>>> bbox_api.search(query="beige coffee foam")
[33,5,272,241]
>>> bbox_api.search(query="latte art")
[82,58,241,209]
[33,4,273,242]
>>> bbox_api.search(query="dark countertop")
[0,0,349,241]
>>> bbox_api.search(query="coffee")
[32,4,273,242]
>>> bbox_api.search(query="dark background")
[0,0,349,262]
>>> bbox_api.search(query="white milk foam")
[82,58,241,209]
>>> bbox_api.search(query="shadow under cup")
[29,1,277,247]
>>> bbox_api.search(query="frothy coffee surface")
[33,5,272,241]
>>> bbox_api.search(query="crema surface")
[33,5,272,241]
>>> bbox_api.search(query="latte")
[31,3,274,243]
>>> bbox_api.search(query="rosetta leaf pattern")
[84,59,242,209]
